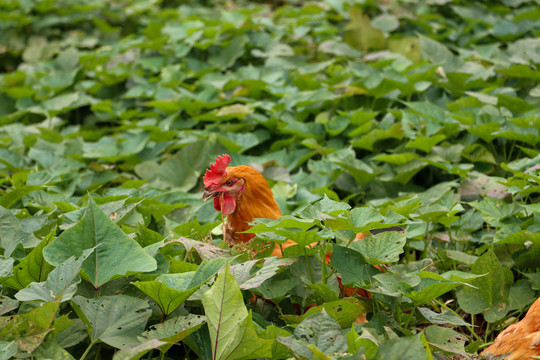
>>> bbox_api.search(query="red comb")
[203,154,231,188]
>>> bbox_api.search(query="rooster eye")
[226,180,234,186]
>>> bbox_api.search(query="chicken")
[202,154,401,250]
[481,297,540,359]
[202,154,404,302]
[202,154,282,247]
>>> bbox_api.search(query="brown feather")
[482,297,540,359]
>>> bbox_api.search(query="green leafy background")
[1,0,539,358]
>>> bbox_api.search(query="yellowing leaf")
[216,104,251,118]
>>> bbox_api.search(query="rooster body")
[482,297,540,359]
[202,154,396,300]
[202,156,281,246]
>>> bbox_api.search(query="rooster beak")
[202,189,219,201]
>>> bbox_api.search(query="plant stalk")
[80,341,97,360]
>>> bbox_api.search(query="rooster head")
[202,154,245,215]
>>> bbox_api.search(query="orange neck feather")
[225,166,281,243]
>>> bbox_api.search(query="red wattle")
[213,197,221,212]
[213,194,236,215]
[221,194,236,215]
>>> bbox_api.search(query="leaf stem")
[403,306,416,329]
[304,248,315,284]
[80,340,97,360]
[94,343,101,360]
[433,299,481,342]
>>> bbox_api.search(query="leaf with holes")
[277,311,347,358]
[15,248,93,303]
[143,314,206,352]
[425,325,467,356]
[112,339,167,360]
[0,301,59,353]
[71,295,151,349]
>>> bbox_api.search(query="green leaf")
[173,219,222,240]
[15,248,93,303]
[281,299,366,329]
[469,197,521,226]
[0,206,40,257]
[4,228,56,290]
[202,266,271,360]
[244,216,316,233]
[156,139,225,191]
[132,273,202,317]
[406,275,463,306]
[0,185,44,209]
[346,327,377,357]
[43,198,156,287]
[134,257,225,316]
[461,144,497,164]
[208,35,247,68]
[417,307,471,326]
[216,104,251,118]
[254,271,297,302]
[424,325,467,356]
[259,325,292,360]
[0,341,18,360]
[345,7,386,52]
[230,257,296,290]
[142,314,206,352]
[374,152,420,165]
[508,279,536,311]
[32,336,77,360]
[0,296,19,316]
[298,194,351,219]
[350,230,406,265]
[352,124,403,151]
[71,295,151,349]
[278,311,348,358]
[373,333,430,360]
[347,207,385,229]
[418,34,462,72]
[445,250,478,266]
[330,244,381,286]
[112,339,167,360]
[0,301,59,353]
[525,273,540,290]
[0,258,13,278]
[456,250,513,322]
[406,135,447,153]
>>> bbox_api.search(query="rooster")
[202,154,405,302]
[481,297,540,359]
[202,154,282,248]
[202,154,401,251]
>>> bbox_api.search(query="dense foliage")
[1,0,540,358]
